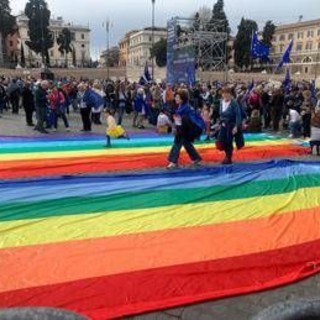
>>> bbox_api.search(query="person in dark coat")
[260,88,271,129]
[217,87,243,165]
[167,89,203,169]
[270,88,284,132]
[301,90,314,139]
[7,79,20,114]
[21,82,35,126]
[34,80,49,134]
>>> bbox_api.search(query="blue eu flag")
[139,62,152,85]
[250,32,270,62]
[310,80,317,102]
[185,64,195,87]
[247,79,254,92]
[277,40,293,70]
[283,68,291,94]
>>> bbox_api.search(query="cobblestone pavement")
[0,108,108,136]
[127,275,320,320]
[1,110,320,320]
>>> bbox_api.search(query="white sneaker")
[66,128,71,132]
[288,134,293,138]
[167,162,178,170]
[52,128,57,132]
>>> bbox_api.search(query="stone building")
[272,19,320,76]
[118,30,138,67]
[13,14,91,68]
[126,27,167,67]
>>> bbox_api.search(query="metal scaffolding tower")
[174,17,228,72]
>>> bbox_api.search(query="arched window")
[302,56,312,63]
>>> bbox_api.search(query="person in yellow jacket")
[105,109,129,147]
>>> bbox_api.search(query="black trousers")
[168,135,202,164]
[24,107,34,125]
[271,109,282,132]
[92,112,102,124]
[80,107,92,131]
[224,140,234,160]
[11,97,20,114]
[302,114,311,138]
[35,107,47,131]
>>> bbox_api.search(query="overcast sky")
[10,0,320,59]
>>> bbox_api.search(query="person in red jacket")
[50,85,70,132]
[248,88,261,117]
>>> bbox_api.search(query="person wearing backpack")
[248,87,261,117]
[78,83,93,132]
[91,82,105,125]
[49,85,70,132]
[167,89,203,169]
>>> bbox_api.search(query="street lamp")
[104,19,111,80]
[151,0,155,81]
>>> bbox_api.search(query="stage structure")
[167,16,228,85]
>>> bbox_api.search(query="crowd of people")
[0,75,320,164]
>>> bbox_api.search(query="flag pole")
[249,31,254,72]
[151,0,155,81]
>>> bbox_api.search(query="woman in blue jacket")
[218,87,243,165]
[167,89,203,169]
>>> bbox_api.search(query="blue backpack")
[84,89,104,110]
[189,108,206,138]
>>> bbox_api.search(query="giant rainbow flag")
[0,133,307,179]
[1,134,319,319]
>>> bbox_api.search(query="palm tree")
[57,27,72,68]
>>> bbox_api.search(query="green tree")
[104,46,120,67]
[57,27,73,68]
[0,0,16,36]
[0,0,16,62]
[234,18,258,69]
[209,0,230,34]
[25,0,54,66]
[208,0,231,66]
[72,45,76,66]
[150,38,167,67]
[192,12,200,31]
[20,43,26,67]
[262,20,276,47]
[192,6,212,31]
